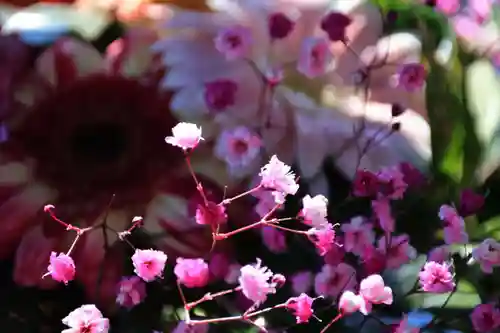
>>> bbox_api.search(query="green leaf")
[472,215,500,238]
[407,280,481,309]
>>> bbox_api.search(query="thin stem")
[319,313,343,333]
[184,153,209,206]
[187,303,287,325]
[186,286,243,310]
[221,185,262,205]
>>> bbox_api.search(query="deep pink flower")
[204,79,238,112]
[291,271,313,295]
[259,155,299,201]
[320,11,352,42]
[419,261,455,293]
[359,274,393,306]
[297,37,332,78]
[261,226,287,254]
[398,162,426,189]
[376,166,408,199]
[195,201,227,227]
[286,293,315,324]
[307,224,337,256]
[378,235,416,269]
[301,194,328,227]
[438,205,469,244]
[341,216,375,256]
[352,170,379,197]
[372,198,395,233]
[174,257,209,288]
[323,236,346,265]
[62,304,109,333]
[238,259,278,303]
[268,12,294,40]
[338,290,369,315]
[361,244,386,275]
[165,122,203,150]
[472,238,500,274]
[131,249,168,282]
[116,276,146,309]
[396,63,427,92]
[314,263,357,299]
[433,0,460,16]
[470,303,500,333]
[428,245,450,263]
[458,188,484,217]
[47,252,76,285]
[214,25,252,60]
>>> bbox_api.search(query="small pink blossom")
[62,304,109,333]
[174,257,210,288]
[470,303,500,333]
[268,12,294,40]
[259,155,299,201]
[428,245,450,263]
[396,63,427,92]
[261,226,287,254]
[418,261,455,293]
[378,235,417,269]
[214,25,252,60]
[131,249,168,282]
[372,198,395,233]
[399,162,426,189]
[341,216,375,256]
[472,238,500,274]
[314,263,357,299]
[434,0,460,16]
[320,11,352,42]
[291,271,313,295]
[116,276,146,309]
[338,290,369,315]
[47,252,75,284]
[195,201,227,227]
[165,122,203,150]
[297,37,332,78]
[377,166,408,199]
[286,293,315,324]
[307,224,337,256]
[352,170,379,197]
[438,205,469,244]
[238,259,278,303]
[300,194,328,227]
[215,126,262,176]
[359,274,393,306]
[204,79,238,112]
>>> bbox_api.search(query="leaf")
[406,310,434,328]
[383,255,426,297]
[406,280,481,309]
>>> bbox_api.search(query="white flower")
[165,122,203,150]
[259,155,299,201]
[301,194,328,227]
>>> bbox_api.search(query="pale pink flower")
[376,165,408,199]
[238,258,278,303]
[172,321,209,333]
[259,155,299,201]
[470,303,500,333]
[338,290,369,315]
[214,25,253,60]
[261,226,287,254]
[307,224,337,256]
[439,205,469,244]
[62,304,109,333]
[472,238,500,274]
[301,194,329,227]
[418,261,455,293]
[314,263,357,298]
[285,293,315,324]
[341,216,375,256]
[47,252,76,285]
[378,235,416,269]
[215,126,262,177]
[291,271,313,295]
[434,0,460,16]
[428,245,450,263]
[372,198,395,233]
[396,63,427,92]
[174,257,210,288]
[359,274,393,306]
[116,276,146,309]
[131,249,168,282]
[165,122,203,150]
[297,37,332,78]
[469,0,493,23]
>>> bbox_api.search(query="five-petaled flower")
[131,249,168,282]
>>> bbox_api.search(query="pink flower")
[204,79,238,112]
[470,303,500,333]
[434,0,460,16]
[352,170,379,197]
[320,11,352,42]
[338,290,369,315]
[215,126,262,177]
[47,252,76,285]
[62,304,109,333]
[174,258,210,288]
[297,37,332,78]
[259,155,299,201]
[307,224,337,256]
[458,188,484,217]
[428,245,450,263]
[131,249,167,282]
[291,271,313,295]
[469,0,493,23]
[195,201,227,227]
[268,12,295,40]
[214,25,252,60]
[116,276,146,309]
[314,263,357,298]
[376,166,408,199]
[472,238,500,274]
[301,194,328,227]
[261,226,287,254]
[165,122,203,150]
[323,236,346,265]
[418,261,455,293]
[286,293,315,324]
[398,162,426,189]
[342,216,375,256]
[396,63,427,92]
[372,198,395,233]
[361,244,386,275]
[378,235,416,269]
[238,259,278,303]
[359,274,393,306]
[172,321,209,333]
[439,205,469,244]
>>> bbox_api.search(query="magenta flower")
[307,224,337,256]
[376,165,408,199]
[314,263,357,299]
[458,188,484,217]
[472,238,500,274]
[418,261,455,293]
[174,257,210,288]
[116,276,146,309]
[439,204,469,244]
[300,194,329,227]
[259,155,299,201]
[396,63,427,92]
[286,293,315,324]
[320,11,352,42]
[47,252,76,285]
[208,252,231,281]
[195,201,227,227]
[297,37,332,78]
[352,169,379,197]
[268,12,295,40]
[359,274,393,306]
[290,271,313,295]
[204,79,238,112]
[378,235,416,269]
[428,245,450,263]
[131,249,168,282]
[214,25,253,60]
[372,198,395,233]
[341,216,375,256]
[238,259,278,303]
[398,161,427,189]
[470,303,500,333]
[338,290,369,315]
[62,304,109,333]
[165,122,203,151]
[433,0,460,16]
[261,226,287,254]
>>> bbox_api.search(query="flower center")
[232,139,248,155]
